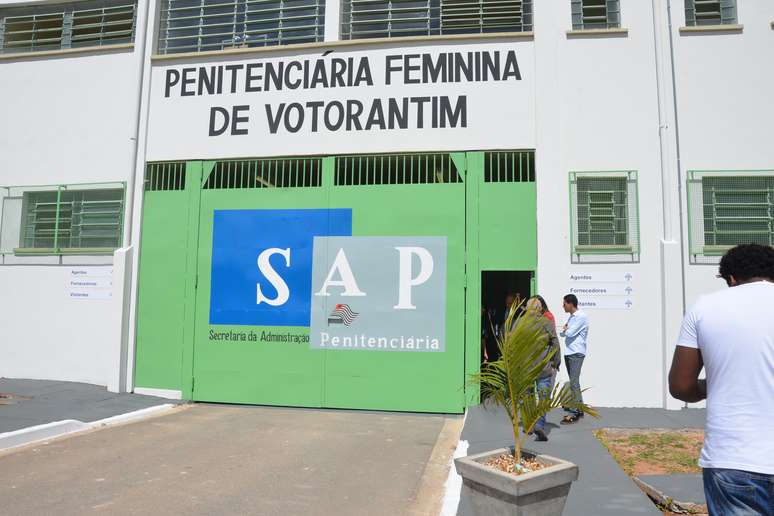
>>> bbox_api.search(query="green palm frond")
[470,300,600,462]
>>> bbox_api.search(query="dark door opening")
[480,270,533,363]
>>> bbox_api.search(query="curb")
[0,403,177,452]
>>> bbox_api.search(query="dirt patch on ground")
[596,428,707,515]
[594,428,703,476]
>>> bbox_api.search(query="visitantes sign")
[146,41,535,160]
[309,237,447,352]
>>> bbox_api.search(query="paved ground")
[458,405,706,516]
[639,473,705,505]
[0,378,173,433]
[0,403,460,516]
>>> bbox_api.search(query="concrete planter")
[454,448,578,516]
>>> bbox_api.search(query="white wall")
[534,0,668,407]
[0,1,147,388]
[0,265,121,385]
[672,2,774,307]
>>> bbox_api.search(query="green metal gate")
[134,150,536,413]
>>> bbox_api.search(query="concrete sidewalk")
[0,403,461,516]
[457,405,706,516]
[0,378,175,434]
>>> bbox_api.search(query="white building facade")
[1,0,772,410]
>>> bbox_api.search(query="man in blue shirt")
[560,294,588,424]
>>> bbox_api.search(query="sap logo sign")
[258,246,434,310]
[209,209,352,326]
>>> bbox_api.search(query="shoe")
[534,428,548,442]
[561,414,581,425]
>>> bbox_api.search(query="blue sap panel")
[209,209,352,326]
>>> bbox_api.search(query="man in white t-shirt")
[669,244,774,515]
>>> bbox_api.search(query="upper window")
[570,171,639,263]
[340,0,532,40]
[570,0,620,30]
[684,0,737,27]
[687,171,774,264]
[157,0,325,54]
[0,0,136,54]
[0,184,125,255]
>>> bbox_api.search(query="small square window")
[684,0,737,27]
[570,171,639,263]
[571,0,620,31]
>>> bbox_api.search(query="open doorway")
[480,270,533,363]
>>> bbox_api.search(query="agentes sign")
[209,209,447,352]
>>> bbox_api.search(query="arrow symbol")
[625,287,633,294]
[625,299,633,308]
[624,273,633,281]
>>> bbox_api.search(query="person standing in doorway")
[560,294,588,425]
[669,244,774,515]
[535,295,556,324]
[525,297,561,441]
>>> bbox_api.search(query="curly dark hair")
[718,244,774,283]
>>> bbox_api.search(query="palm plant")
[473,302,598,464]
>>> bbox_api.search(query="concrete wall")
[672,2,774,307]
[534,0,669,407]
[0,0,148,388]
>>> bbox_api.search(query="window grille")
[484,151,534,182]
[687,171,774,264]
[684,0,737,26]
[340,0,531,40]
[570,0,620,30]
[203,158,322,189]
[18,186,124,253]
[569,171,639,263]
[158,0,325,55]
[0,0,136,54]
[145,162,187,191]
[335,153,463,185]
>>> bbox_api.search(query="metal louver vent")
[158,0,325,55]
[340,0,530,39]
[0,0,136,54]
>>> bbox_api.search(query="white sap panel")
[146,40,536,160]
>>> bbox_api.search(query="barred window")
[0,0,136,54]
[340,0,531,40]
[570,171,639,263]
[4,185,126,254]
[688,171,774,264]
[570,0,620,30]
[335,153,463,185]
[684,0,737,27]
[158,0,325,55]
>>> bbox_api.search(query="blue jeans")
[703,468,774,516]
[564,353,585,416]
[534,375,554,431]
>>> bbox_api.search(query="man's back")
[678,281,774,474]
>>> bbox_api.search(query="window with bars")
[340,0,531,40]
[570,0,620,30]
[335,153,463,185]
[145,162,187,191]
[204,158,322,189]
[484,151,534,182]
[570,171,639,263]
[684,0,737,26]
[687,172,774,263]
[0,0,136,54]
[18,187,124,253]
[157,0,325,55]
